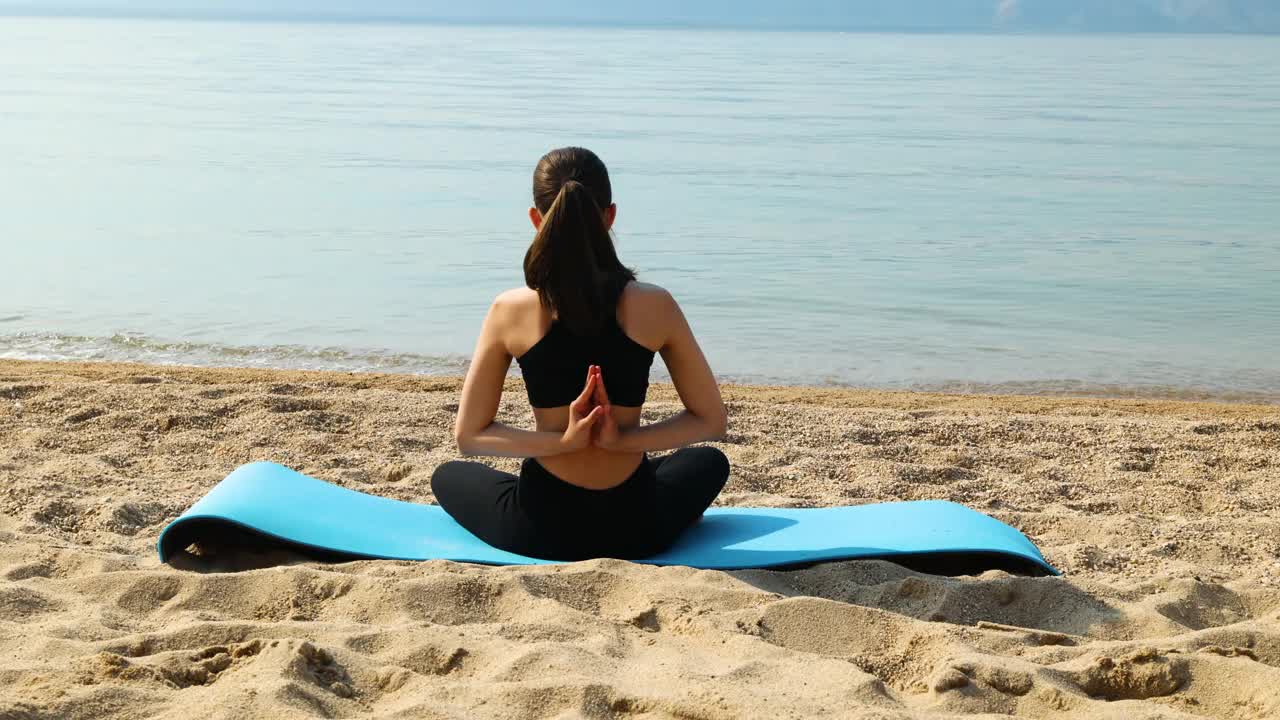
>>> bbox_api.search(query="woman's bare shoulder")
[488,288,545,356]
[619,281,679,350]
[491,287,542,320]
[621,280,675,308]
[494,286,539,306]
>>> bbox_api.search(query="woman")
[431,147,730,562]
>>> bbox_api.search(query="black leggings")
[431,447,729,561]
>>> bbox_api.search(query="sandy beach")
[1,358,1278,719]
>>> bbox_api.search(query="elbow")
[706,404,729,440]
[454,429,476,457]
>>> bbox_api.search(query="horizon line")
[3,9,1278,36]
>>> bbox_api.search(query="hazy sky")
[2,0,1278,32]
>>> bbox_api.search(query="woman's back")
[504,281,669,489]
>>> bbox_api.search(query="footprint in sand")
[1072,649,1190,701]
[64,407,106,424]
[263,396,331,413]
[267,383,314,396]
[0,383,46,400]
[88,639,266,689]
[4,561,56,581]
[124,376,165,385]
[294,641,355,698]
[0,586,65,621]
[32,499,82,533]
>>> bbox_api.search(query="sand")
[1,359,1278,719]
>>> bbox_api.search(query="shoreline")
[2,357,1277,409]
[2,358,1278,718]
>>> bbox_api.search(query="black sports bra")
[516,316,656,409]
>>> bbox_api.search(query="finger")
[586,366,603,406]
[592,369,609,406]
[572,371,596,411]
[579,405,604,428]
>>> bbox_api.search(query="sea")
[2,16,1278,401]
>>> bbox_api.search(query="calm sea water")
[2,17,1279,400]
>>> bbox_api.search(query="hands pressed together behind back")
[561,365,623,452]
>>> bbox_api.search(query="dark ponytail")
[524,147,636,336]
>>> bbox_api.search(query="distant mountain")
[3,0,1278,33]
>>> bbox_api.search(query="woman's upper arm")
[656,290,727,433]
[454,297,514,444]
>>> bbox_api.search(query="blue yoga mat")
[157,462,1058,575]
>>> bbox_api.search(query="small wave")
[0,331,469,375]
[915,379,1280,405]
[708,373,1280,405]
[2,331,1276,405]
[865,376,1274,404]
